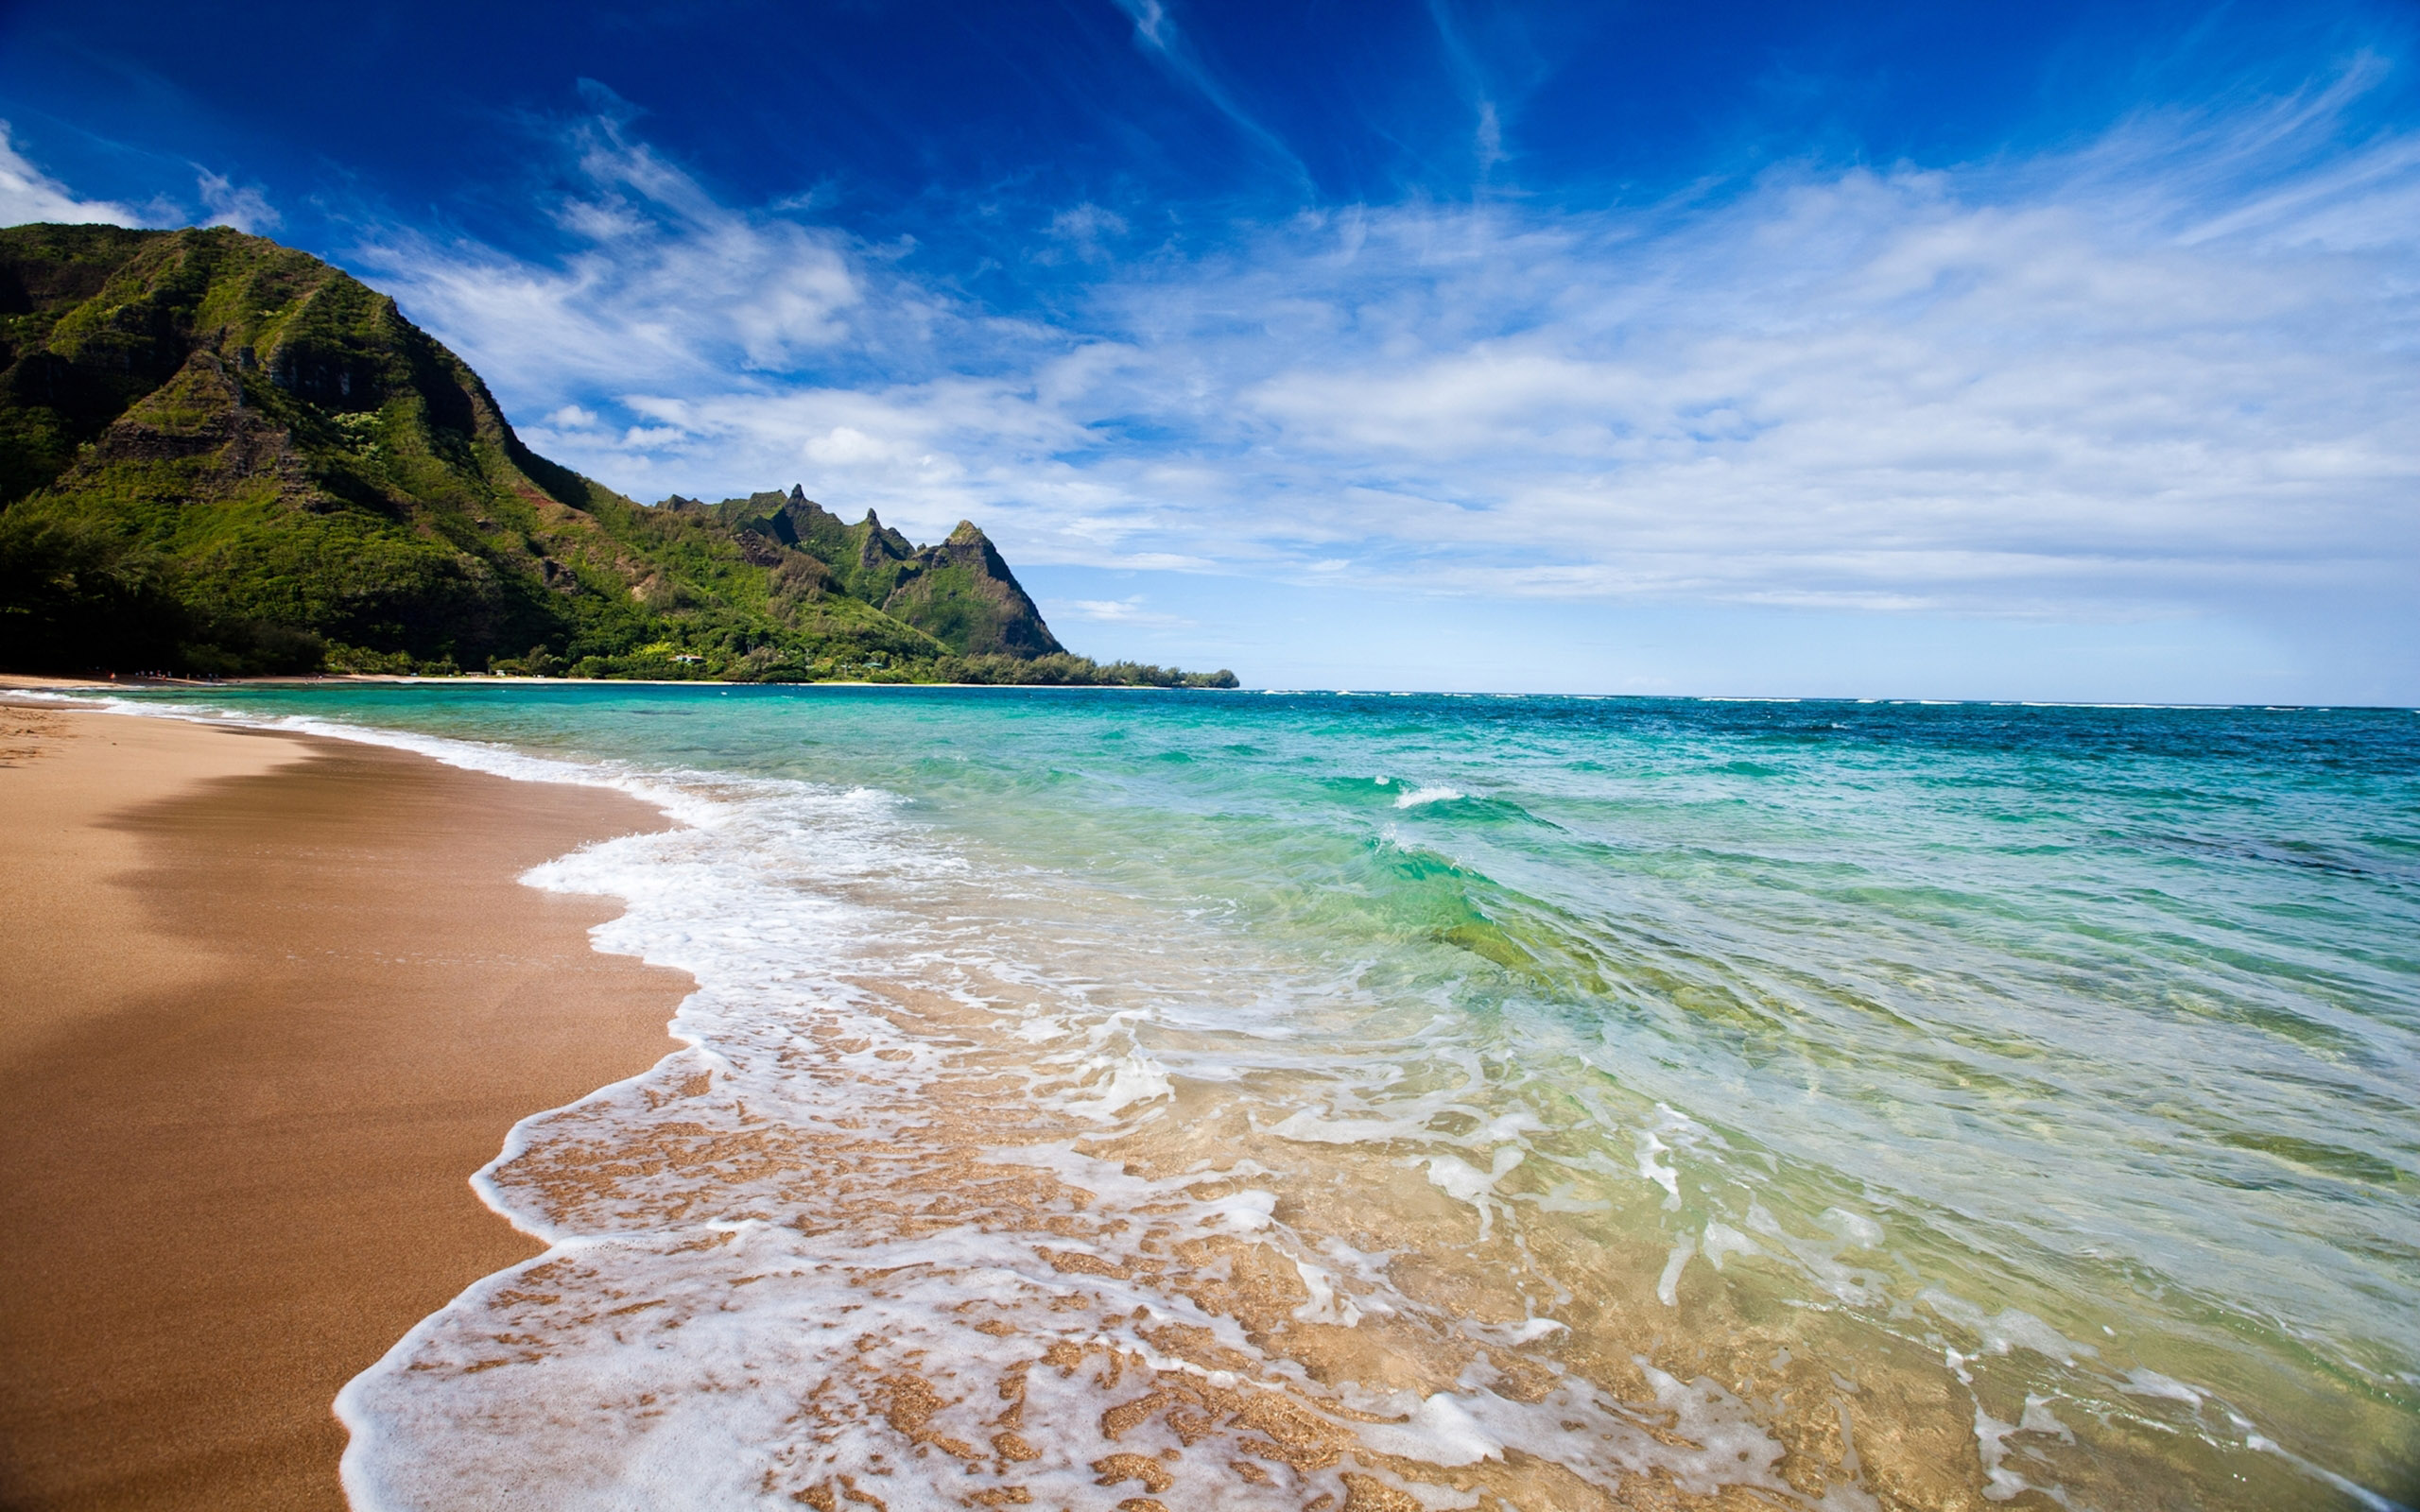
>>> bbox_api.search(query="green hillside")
[699,488,1065,657]
[0,223,1235,687]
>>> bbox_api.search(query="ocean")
[101,682,2420,1510]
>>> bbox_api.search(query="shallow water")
[108,684,2420,1509]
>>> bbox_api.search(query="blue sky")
[3,0,2416,699]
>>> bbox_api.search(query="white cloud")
[356,115,864,404]
[1041,202,1130,264]
[1043,595,1193,627]
[1060,596,1140,619]
[0,122,139,227]
[361,79,2420,638]
[197,169,280,233]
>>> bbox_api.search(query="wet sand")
[0,698,691,1511]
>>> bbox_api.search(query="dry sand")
[0,696,691,1511]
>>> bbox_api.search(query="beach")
[1,682,2410,1512]
[0,695,689,1511]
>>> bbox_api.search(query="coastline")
[0,698,691,1511]
[11,673,1236,692]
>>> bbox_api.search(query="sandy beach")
[0,695,690,1511]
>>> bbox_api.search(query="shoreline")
[0,701,692,1510]
[12,673,2401,711]
[25,674,1238,691]
[15,685,2406,1509]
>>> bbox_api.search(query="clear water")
[107,683,2420,1510]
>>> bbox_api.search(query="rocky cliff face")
[713,487,1063,658]
[0,225,1177,682]
[877,521,1064,658]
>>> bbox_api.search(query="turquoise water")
[117,684,2420,1509]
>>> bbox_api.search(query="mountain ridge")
[694,486,1066,659]
[0,223,1234,688]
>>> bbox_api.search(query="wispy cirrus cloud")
[1105,0,1311,189]
[350,68,2419,634]
[357,105,874,402]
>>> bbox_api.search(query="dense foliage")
[0,224,1236,689]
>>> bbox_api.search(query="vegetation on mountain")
[0,223,1236,688]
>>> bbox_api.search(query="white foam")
[1657,1237,1696,1306]
[1290,1259,1364,1327]
[1393,784,1465,808]
[1355,1392,1503,1466]
[2119,1367,2207,1406]
[2239,1431,2413,1512]
[1973,1400,2031,1503]
[1529,1181,1613,1213]
[1635,1127,1682,1203]
[1421,1145,1524,1238]
[1748,1201,1887,1307]
[1067,1045,1175,1118]
[1702,1221,1763,1271]
[1919,1289,2096,1367]
[1819,1207,1885,1249]
[1461,1362,1874,1508]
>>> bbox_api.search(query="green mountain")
[0,223,1234,688]
[687,487,1066,659]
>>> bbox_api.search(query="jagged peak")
[945,520,987,546]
